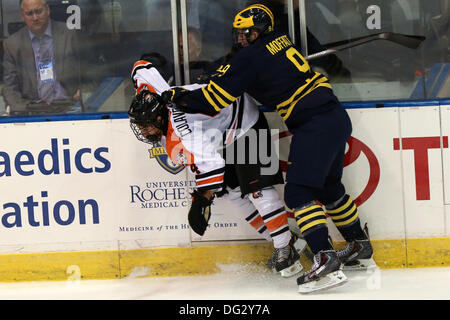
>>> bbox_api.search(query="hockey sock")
[325,194,367,241]
[295,203,333,254]
[225,187,272,241]
[245,209,272,241]
[261,206,290,248]
[249,188,290,249]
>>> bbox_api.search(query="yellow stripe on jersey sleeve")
[209,81,236,104]
[207,84,229,108]
[201,87,222,112]
[201,81,236,111]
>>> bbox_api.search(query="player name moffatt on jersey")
[266,35,293,55]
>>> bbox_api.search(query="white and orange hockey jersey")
[131,60,260,192]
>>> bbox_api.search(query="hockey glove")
[161,87,189,104]
[188,190,213,236]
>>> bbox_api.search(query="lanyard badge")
[38,61,54,83]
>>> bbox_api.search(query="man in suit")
[2,0,81,115]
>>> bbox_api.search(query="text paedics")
[0,138,111,228]
[0,138,111,177]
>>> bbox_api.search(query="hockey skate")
[268,235,303,278]
[267,233,306,271]
[337,224,376,271]
[337,239,376,271]
[297,250,347,293]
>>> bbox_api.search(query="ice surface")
[0,264,448,300]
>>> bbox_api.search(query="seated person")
[2,0,81,115]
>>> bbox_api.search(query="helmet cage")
[128,90,168,144]
[232,27,252,48]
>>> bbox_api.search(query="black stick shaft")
[305,32,425,61]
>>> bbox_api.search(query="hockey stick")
[305,32,425,61]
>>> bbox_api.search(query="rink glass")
[0,0,447,116]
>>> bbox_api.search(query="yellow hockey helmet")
[233,4,275,34]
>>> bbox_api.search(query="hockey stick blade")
[306,32,425,61]
[383,33,425,49]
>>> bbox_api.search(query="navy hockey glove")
[161,87,189,104]
[188,190,213,236]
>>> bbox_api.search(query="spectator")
[187,0,230,61]
[179,27,221,83]
[180,27,203,65]
[2,0,81,115]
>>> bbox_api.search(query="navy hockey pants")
[283,103,352,209]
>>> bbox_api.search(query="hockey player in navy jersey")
[162,3,375,293]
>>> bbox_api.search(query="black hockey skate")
[337,224,376,271]
[297,250,347,293]
[268,235,303,278]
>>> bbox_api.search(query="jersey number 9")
[286,47,310,73]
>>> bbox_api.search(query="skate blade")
[298,270,348,294]
[343,258,377,271]
[280,260,303,278]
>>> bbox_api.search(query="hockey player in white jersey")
[129,58,305,277]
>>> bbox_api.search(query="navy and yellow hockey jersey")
[178,31,340,124]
